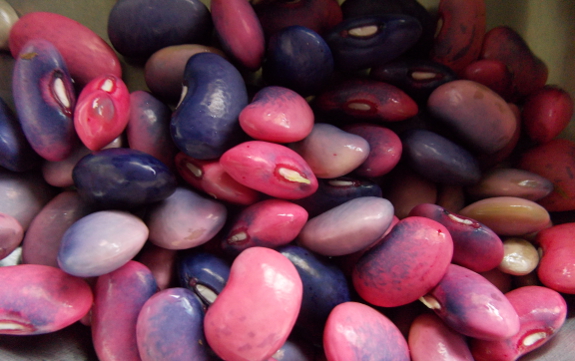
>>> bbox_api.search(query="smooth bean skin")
[57,210,149,277]
[470,286,567,361]
[298,196,394,257]
[294,176,382,217]
[270,336,317,361]
[279,245,351,344]
[108,0,212,59]
[522,85,574,143]
[74,75,131,151]
[0,264,92,335]
[409,203,504,273]
[126,91,177,170]
[73,148,177,209]
[223,199,308,256]
[290,123,370,179]
[41,145,91,188]
[408,313,474,361]
[211,0,264,71]
[177,250,230,306]
[480,26,548,100]
[459,196,550,236]
[263,25,334,96]
[137,244,177,291]
[145,45,227,102]
[145,187,227,250]
[431,0,486,74]
[92,261,157,361]
[353,216,453,307]
[0,96,40,172]
[401,129,481,186]
[0,212,23,261]
[239,86,314,143]
[9,12,121,87]
[499,238,539,276]
[461,59,514,101]
[0,0,17,50]
[22,191,94,268]
[323,301,410,361]
[175,152,261,205]
[536,223,575,294]
[12,38,77,162]
[171,53,248,159]
[136,288,212,361]
[324,14,422,71]
[314,78,419,122]
[220,140,318,200]
[370,58,458,103]
[204,247,303,361]
[422,264,520,341]
[428,80,517,154]
[466,168,554,202]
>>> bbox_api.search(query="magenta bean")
[239,86,314,143]
[470,286,567,361]
[421,264,520,341]
[144,187,227,250]
[57,210,149,277]
[74,74,131,151]
[323,301,410,361]
[409,203,504,273]
[0,212,23,261]
[314,77,419,122]
[342,123,402,178]
[536,223,575,294]
[431,0,486,74]
[298,196,394,257]
[467,168,554,202]
[135,243,177,291]
[427,79,517,154]
[175,152,261,205]
[211,0,264,71]
[0,169,56,230]
[0,264,92,335]
[461,59,514,101]
[222,199,308,256]
[92,261,157,361]
[204,247,303,361]
[291,123,370,179]
[12,38,78,162]
[220,140,318,200]
[22,191,94,268]
[9,12,122,87]
[408,313,474,361]
[353,216,453,307]
[136,287,212,361]
[41,145,91,188]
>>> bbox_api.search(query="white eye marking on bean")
[278,167,311,184]
[53,77,70,108]
[419,295,442,310]
[522,331,548,347]
[196,284,218,304]
[348,25,379,37]
[185,162,203,178]
[347,102,372,111]
[177,85,188,109]
[227,231,247,244]
[101,78,114,92]
[411,71,438,81]
[447,213,474,225]
[0,321,28,331]
[329,179,354,187]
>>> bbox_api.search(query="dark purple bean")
[171,53,248,159]
[107,0,212,59]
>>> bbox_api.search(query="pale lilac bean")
[204,247,302,361]
[0,212,23,261]
[298,196,394,256]
[145,187,227,250]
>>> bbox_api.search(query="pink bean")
[536,223,575,294]
[0,212,23,261]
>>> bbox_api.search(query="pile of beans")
[0,0,574,360]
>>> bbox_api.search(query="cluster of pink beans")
[0,0,574,360]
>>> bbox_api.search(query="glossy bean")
[9,12,121,86]
[204,247,302,361]
[0,212,23,261]
[0,264,92,335]
[461,59,514,101]
[92,261,157,361]
[536,223,575,294]
[353,216,453,307]
[177,250,230,307]
[0,96,40,172]
[466,168,554,202]
[12,38,77,162]
[108,0,212,59]
[74,74,130,151]
[323,301,410,361]
[499,238,539,276]
[298,196,394,257]
[136,287,212,361]
[522,85,574,143]
[220,140,318,200]
[421,264,520,341]
[171,52,248,159]
[57,210,149,277]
